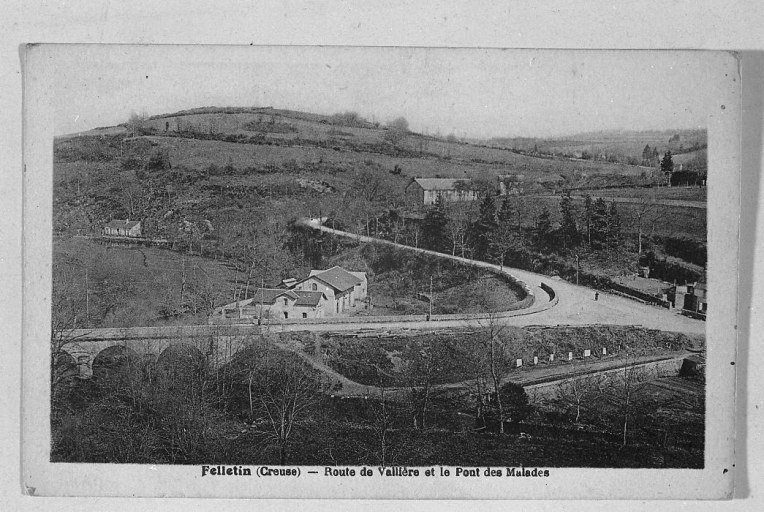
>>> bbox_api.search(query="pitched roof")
[249,288,298,305]
[308,266,363,292]
[293,290,327,307]
[411,178,472,191]
[105,219,141,229]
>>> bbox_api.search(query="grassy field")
[133,108,655,185]
[360,273,524,317]
[53,237,247,328]
[490,128,707,168]
[574,186,706,202]
[511,195,706,241]
[324,243,527,316]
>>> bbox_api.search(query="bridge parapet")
[58,327,258,378]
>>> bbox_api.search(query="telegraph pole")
[429,276,433,320]
[575,253,580,286]
[85,268,90,327]
[259,277,264,325]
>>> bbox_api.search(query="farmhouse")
[405,178,477,206]
[103,219,142,237]
[291,266,368,315]
[215,288,329,321]
[211,265,367,322]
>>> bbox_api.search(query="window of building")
[284,298,288,306]
[284,312,288,319]
[302,312,307,319]
[312,283,317,291]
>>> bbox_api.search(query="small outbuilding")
[215,288,329,321]
[103,219,142,237]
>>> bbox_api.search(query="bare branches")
[246,345,319,464]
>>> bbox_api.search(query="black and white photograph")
[19,44,740,499]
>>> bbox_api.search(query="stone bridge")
[57,324,262,378]
[56,219,705,378]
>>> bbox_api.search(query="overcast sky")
[52,46,726,138]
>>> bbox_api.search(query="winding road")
[66,220,704,343]
[300,218,705,337]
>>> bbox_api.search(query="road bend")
[301,218,705,337]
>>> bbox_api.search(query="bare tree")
[555,358,603,424]
[598,349,650,447]
[476,314,514,433]
[248,349,319,464]
[445,201,475,258]
[387,116,409,132]
[488,221,517,270]
[51,262,90,396]
[401,339,439,430]
[122,182,147,220]
[634,192,659,256]
[126,111,145,137]
[384,116,410,147]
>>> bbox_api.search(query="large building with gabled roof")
[404,177,478,206]
[291,265,368,314]
[211,265,367,322]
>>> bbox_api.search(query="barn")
[405,178,477,206]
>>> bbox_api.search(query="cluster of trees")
[51,335,327,465]
[394,323,533,436]
[52,239,232,329]
[329,111,373,128]
[416,190,623,267]
[51,319,703,466]
[642,144,661,166]
[552,350,654,447]
[383,116,410,146]
[660,150,674,175]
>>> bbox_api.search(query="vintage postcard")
[21,45,739,499]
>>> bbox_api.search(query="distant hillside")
[62,105,658,184]
[52,105,708,328]
[53,105,676,264]
[489,128,707,170]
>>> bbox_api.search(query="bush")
[499,383,533,423]
[329,111,369,128]
[662,237,707,267]
[145,149,172,171]
[120,156,143,171]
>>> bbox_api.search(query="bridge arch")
[156,343,208,383]
[52,351,79,382]
[92,345,142,383]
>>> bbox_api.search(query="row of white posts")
[516,347,608,368]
